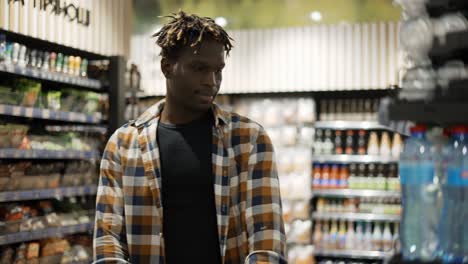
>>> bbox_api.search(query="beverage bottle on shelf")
[380,132,391,158]
[355,221,364,250]
[338,220,347,249]
[345,221,355,250]
[312,164,322,189]
[345,130,355,155]
[323,220,330,249]
[440,126,468,263]
[320,101,328,121]
[341,100,350,121]
[357,130,367,155]
[367,132,380,156]
[323,130,334,155]
[382,222,393,252]
[336,199,344,213]
[348,164,357,189]
[350,99,358,121]
[376,164,386,190]
[0,34,6,62]
[357,99,366,120]
[334,130,344,154]
[335,99,344,120]
[349,198,358,213]
[330,165,339,189]
[364,222,373,251]
[330,220,338,250]
[388,164,400,191]
[364,99,373,121]
[314,129,324,155]
[394,222,401,252]
[392,133,403,158]
[372,223,383,251]
[339,165,349,189]
[367,164,376,190]
[399,125,438,261]
[313,221,323,249]
[322,164,331,189]
[317,198,326,212]
[328,100,336,121]
[357,164,367,189]
[371,99,380,121]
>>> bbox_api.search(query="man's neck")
[160,98,208,125]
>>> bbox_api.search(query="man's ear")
[161,57,174,79]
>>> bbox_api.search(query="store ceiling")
[133,0,401,34]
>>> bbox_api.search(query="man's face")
[164,39,225,112]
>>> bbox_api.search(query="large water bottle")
[441,126,468,264]
[399,125,439,261]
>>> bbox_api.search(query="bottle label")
[400,162,434,185]
[447,167,468,186]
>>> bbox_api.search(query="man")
[94,11,286,264]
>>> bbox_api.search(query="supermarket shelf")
[0,185,98,202]
[0,149,101,160]
[311,189,401,198]
[314,121,390,130]
[313,249,394,259]
[46,125,107,134]
[312,212,401,222]
[0,104,104,124]
[0,63,102,90]
[312,154,398,163]
[0,223,92,246]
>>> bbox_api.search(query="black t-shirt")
[157,111,221,264]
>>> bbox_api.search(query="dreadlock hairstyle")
[152,11,234,60]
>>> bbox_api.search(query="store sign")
[8,0,91,27]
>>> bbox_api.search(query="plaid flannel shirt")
[94,100,286,264]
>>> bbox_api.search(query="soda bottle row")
[318,99,380,122]
[313,220,399,252]
[400,125,468,262]
[312,163,400,191]
[316,197,401,215]
[0,34,89,77]
[314,129,403,157]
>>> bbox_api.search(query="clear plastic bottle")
[355,221,364,250]
[364,222,373,251]
[399,125,438,261]
[372,223,383,251]
[383,222,393,252]
[345,221,355,250]
[441,126,468,263]
[338,220,347,249]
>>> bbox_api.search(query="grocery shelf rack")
[311,189,401,199]
[314,121,391,131]
[0,222,93,246]
[313,249,394,260]
[0,104,105,124]
[312,212,401,222]
[0,185,97,202]
[0,28,126,251]
[312,154,399,164]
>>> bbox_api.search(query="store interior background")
[1,0,467,263]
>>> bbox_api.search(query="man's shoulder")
[227,111,264,133]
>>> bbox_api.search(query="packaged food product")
[46,90,61,111]
[9,125,29,149]
[0,125,10,148]
[15,79,41,107]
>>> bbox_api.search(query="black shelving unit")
[0,29,126,249]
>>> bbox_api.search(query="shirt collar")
[133,99,230,128]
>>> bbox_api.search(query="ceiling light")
[309,11,322,22]
[215,17,228,27]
